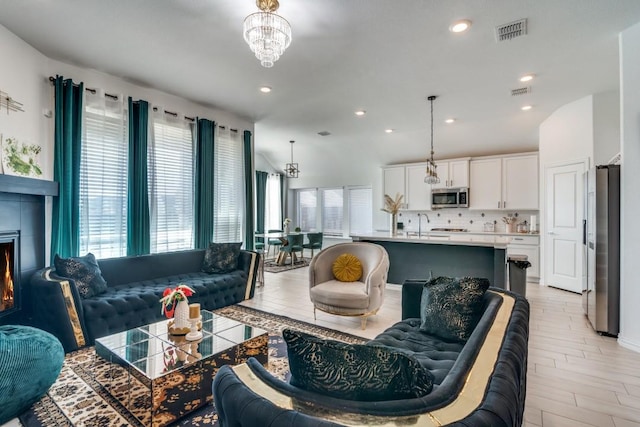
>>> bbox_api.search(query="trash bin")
[507,255,531,297]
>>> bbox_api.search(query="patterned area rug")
[19,305,367,427]
[263,257,311,273]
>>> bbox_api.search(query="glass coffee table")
[95,310,268,427]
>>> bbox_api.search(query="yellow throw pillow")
[332,253,363,282]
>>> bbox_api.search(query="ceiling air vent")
[495,18,527,42]
[317,131,331,136]
[511,86,531,96]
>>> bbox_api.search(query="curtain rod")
[218,125,238,133]
[152,106,195,122]
[48,76,195,121]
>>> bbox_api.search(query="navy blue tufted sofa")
[212,281,529,427]
[30,249,259,353]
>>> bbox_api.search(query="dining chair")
[280,234,304,265]
[266,229,283,258]
[302,232,323,258]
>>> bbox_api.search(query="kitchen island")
[351,232,508,288]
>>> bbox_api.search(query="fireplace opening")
[0,231,19,318]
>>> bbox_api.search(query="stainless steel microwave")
[431,187,469,209]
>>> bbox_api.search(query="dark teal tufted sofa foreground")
[213,281,530,427]
[30,249,259,352]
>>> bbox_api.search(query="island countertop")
[350,232,508,287]
[350,232,511,249]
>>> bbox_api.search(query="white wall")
[0,25,51,178]
[619,22,640,352]
[593,91,621,165]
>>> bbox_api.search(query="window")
[295,186,372,236]
[297,189,317,231]
[321,188,343,236]
[79,91,128,259]
[348,187,372,234]
[213,127,245,243]
[148,112,194,253]
[265,173,282,231]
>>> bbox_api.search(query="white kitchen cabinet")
[469,158,502,209]
[405,164,431,210]
[382,166,406,208]
[507,235,540,282]
[431,159,469,189]
[469,154,538,210]
[502,154,538,210]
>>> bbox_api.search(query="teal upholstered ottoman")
[0,325,64,424]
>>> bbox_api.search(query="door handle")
[548,231,557,235]
[503,201,506,208]
[498,201,500,208]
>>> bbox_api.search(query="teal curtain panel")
[255,171,268,235]
[51,76,84,259]
[195,118,215,249]
[243,130,254,250]
[126,98,150,256]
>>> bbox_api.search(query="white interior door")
[545,161,586,293]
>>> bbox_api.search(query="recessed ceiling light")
[385,129,394,133]
[519,74,535,82]
[445,118,455,124]
[450,19,472,33]
[259,86,272,93]
[521,105,533,111]
[355,110,366,116]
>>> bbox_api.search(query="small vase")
[390,213,398,236]
[284,224,290,235]
[506,223,514,234]
[173,299,190,330]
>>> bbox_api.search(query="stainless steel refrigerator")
[582,164,620,336]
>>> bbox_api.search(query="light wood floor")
[242,266,640,427]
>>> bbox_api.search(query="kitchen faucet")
[417,213,430,237]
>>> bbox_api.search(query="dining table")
[254,232,307,266]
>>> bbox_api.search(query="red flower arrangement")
[159,284,195,318]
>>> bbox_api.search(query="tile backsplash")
[395,209,540,234]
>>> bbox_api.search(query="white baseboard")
[618,335,640,353]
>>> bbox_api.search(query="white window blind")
[321,188,343,235]
[79,91,128,259]
[265,173,282,231]
[349,187,373,234]
[213,127,245,243]
[298,189,317,231]
[149,111,194,253]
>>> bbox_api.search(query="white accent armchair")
[309,242,390,329]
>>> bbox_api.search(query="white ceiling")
[2,0,640,178]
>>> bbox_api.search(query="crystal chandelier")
[284,140,299,178]
[243,0,292,68]
[424,95,441,184]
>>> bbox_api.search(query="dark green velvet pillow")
[202,242,242,273]
[283,329,433,401]
[420,276,490,342]
[54,253,107,299]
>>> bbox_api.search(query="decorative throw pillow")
[53,253,108,299]
[332,253,363,282]
[283,329,433,401]
[420,276,490,342]
[202,242,242,273]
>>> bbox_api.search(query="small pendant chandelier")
[424,95,441,184]
[284,140,299,178]
[243,0,292,68]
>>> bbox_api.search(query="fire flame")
[2,248,13,304]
